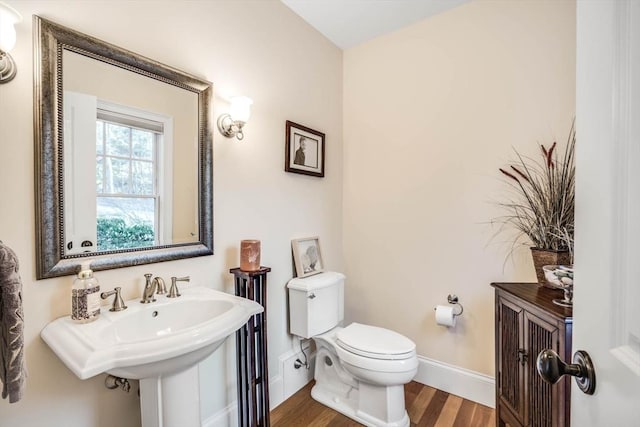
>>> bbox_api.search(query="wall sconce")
[217,96,253,141]
[0,1,21,83]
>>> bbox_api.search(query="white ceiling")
[280,0,470,50]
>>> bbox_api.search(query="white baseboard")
[270,374,285,409]
[204,352,495,426]
[202,402,236,427]
[413,356,495,408]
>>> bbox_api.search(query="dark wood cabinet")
[492,283,572,427]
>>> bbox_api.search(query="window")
[95,111,162,251]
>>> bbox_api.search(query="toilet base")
[311,381,411,427]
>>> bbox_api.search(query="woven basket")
[530,248,572,287]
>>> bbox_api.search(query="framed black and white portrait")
[285,120,325,177]
[291,237,324,277]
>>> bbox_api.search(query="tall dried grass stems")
[495,121,575,258]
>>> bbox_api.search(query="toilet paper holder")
[434,294,464,317]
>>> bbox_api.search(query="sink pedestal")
[140,365,201,427]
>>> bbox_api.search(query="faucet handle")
[168,276,190,298]
[154,277,167,295]
[101,287,128,312]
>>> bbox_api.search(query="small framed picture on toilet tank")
[292,237,324,278]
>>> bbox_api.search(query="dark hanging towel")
[0,240,26,403]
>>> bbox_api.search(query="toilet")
[287,272,418,427]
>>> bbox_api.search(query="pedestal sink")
[41,286,263,427]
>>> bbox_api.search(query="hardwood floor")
[271,381,495,427]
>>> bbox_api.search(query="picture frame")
[291,237,324,277]
[285,120,325,177]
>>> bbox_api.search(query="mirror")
[34,16,213,279]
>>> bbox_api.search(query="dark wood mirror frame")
[34,16,213,279]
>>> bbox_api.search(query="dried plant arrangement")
[495,121,576,259]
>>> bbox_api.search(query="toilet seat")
[336,323,415,361]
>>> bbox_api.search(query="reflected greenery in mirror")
[34,16,213,279]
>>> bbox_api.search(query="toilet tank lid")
[287,271,345,291]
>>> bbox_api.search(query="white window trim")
[97,100,174,244]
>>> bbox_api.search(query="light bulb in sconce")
[217,96,253,141]
[0,1,21,83]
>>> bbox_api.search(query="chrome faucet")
[168,276,190,298]
[154,277,167,295]
[101,287,128,312]
[141,273,157,303]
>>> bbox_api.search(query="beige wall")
[0,1,342,426]
[343,0,575,376]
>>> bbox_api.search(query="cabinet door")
[497,296,525,423]
[523,311,559,427]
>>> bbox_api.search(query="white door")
[573,0,640,425]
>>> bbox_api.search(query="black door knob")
[536,349,596,395]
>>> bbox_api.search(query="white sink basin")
[41,286,263,380]
[100,299,234,344]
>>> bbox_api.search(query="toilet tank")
[287,271,345,339]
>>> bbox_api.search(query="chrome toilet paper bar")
[433,294,464,317]
[447,294,464,316]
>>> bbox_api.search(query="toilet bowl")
[334,323,418,386]
[287,272,418,427]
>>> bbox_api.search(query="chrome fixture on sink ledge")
[100,287,127,312]
[141,274,172,303]
[141,274,190,302]
[141,273,158,303]
[168,276,190,298]
[154,277,167,295]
